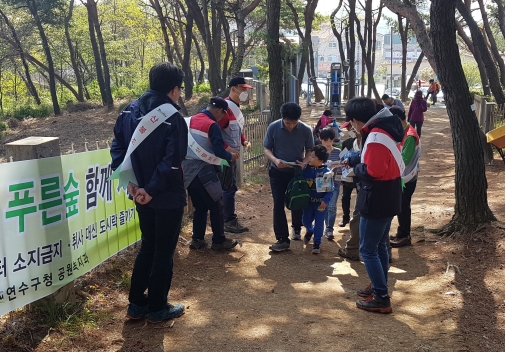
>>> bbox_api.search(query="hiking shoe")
[390,236,412,248]
[312,244,321,254]
[147,303,185,323]
[126,303,149,320]
[356,294,392,314]
[211,238,238,251]
[324,231,334,240]
[337,248,360,261]
[269,239,290,252]
[291,228,302,240]
[224,218,249,233]
[338,219,349,227]
[303,232,313,245]
[189,239,208,250]
[357,282,373,297]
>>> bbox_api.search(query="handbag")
[217,165,234,191]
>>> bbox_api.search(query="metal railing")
[241,112,270,173]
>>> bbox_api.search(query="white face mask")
[239,91,249,102]
[348,130,356,138]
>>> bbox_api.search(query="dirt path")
[1,106,504,352]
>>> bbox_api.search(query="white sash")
[185,117,229,166]
[226,100,244,130]
[109,103,178,190]
[361,131,405,177]
[401,141,421,183]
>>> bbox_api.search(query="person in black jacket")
[110,63,187,323]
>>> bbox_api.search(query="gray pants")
[345,209,361,253]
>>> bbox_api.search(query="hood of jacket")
[360,107,404,143]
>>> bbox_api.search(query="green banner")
[0,149,141,314]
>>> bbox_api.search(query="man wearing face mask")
[217,77,253,234]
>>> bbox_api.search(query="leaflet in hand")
[339,148,349,160]
[282,161,298,167]
[342,166,354,178]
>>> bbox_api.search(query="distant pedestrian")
[264,102,314,252]
[425,79,440,105]
[408,90,427,137]
[381,94,405,112]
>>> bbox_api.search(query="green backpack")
[285,173,310,210]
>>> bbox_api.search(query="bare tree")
[64,0,84,102]
[266,0,282,121]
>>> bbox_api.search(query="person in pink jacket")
[408,90,427,137]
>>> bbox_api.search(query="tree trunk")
[477,0,505,86]
[383,0,437,73]
[150,0,174,63]
[192,33,205,83]
[406,51,424,94]
[85,0,107,106]
[230,0,262,77]
[398,16,409,102]
[371,2,383,99]
[182,13,194,100]
[430,0,496,234]
[493,0,505,37]
[0,9,40,105]
[89,0,113,107]
[455,20,491,96]
[308,40,324,102]
[456,0,505,104]
[27,0,59,115]
[266,0,283,121]
[348,0,357,99]
[354,16,380,99]
[64,0,84,102]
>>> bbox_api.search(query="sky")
[315,1,398,34]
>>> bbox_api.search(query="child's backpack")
[285,172,310,210]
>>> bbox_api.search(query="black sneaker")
[312,244,321,254]
[338,218,350,227]
[357,282,373,297]
[189,239,208,250]
[356,294,392,314]
[291,228,302,240]
[390,236,412,248]
[269,238,290,252]
[303,232,313,245]
[211,238,238,251]
[224,218,249,233]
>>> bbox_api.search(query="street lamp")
[390,27,393,92]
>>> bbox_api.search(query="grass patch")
[33,300,106,337]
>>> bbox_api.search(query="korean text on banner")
[0,149,141,315]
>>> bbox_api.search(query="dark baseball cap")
[209,97,229,110]
[228,77,254,89]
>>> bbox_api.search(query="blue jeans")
[359,216,393,296]
[325,182,341,232]
[222,161,238,222]
[302,202,328,245]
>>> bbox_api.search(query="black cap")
[209,97,229,110]
[228,77,254,88]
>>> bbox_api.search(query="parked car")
[384,88,401,98]
[408,87,444,102]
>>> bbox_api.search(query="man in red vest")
[219,77,253,233]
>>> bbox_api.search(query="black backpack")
[285,172,310,210]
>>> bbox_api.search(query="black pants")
[396,180,417,238]
[268,167,303,240]
[425,91,437,104]
[129,204,184,312]
[341,181,357,220]
[187,175,226,244]
[410,121,423,138]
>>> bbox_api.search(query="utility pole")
[390,27,393,91]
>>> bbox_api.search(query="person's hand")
[127,182,139,198]
[274,158,289,169]
[230,150,240,162]
[296,160,308,169]
[318,201,327,211]
[342,158,351,169]
[135,188,152,205]
[244,141,252,152]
